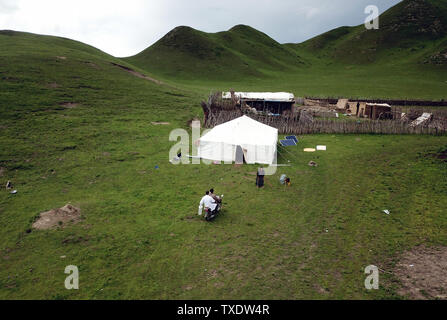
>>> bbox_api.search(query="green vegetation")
[1,0,447,299]
[294,0,447,64]
[125,0,447,100]
[125,25,304,80]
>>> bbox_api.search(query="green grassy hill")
[0,30,193,114]
[123,0,446,99]
[125,25,304,80]
[291,0,447,65]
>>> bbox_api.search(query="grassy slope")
[1,11,447,299]
[294,0,447,64]
[126,0,447,100]
[125,25,304,80]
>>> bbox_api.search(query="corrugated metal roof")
[222,92,295,102]
[365,103,391,108]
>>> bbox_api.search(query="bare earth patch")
[56,56,67,60]
[48,82,61,88]
[60,102,79,109]
[434,149,447,161]
[394,245,447,300]
[84,61,100,69]
[151,122,170,125]
[32,204,81,230]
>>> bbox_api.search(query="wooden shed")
[365,103,392,120]
[222,92,295,115]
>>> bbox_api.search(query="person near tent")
[280,174,291,186]
[198,191,217,216]
[256,167,265,188]
[209,188,222,204]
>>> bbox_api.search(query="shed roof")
[222,92,295,102]
[366,103,391,108]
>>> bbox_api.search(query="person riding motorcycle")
[198,190,221,221]
[199,191,217,213]
[209,188,222,204]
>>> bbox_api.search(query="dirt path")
[111,62,163,85]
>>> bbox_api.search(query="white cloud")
[0,0,402,57]
[0,0,18,13]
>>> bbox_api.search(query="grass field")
[2,123,447,298]
[1,0,447,299]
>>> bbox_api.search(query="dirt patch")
[435,149,447,161]
[60,102,79,109]
[48,83,61,89]
[32,204,81,230]
[84,61,100,69]
[56,56,67,60]
[111,62,163,85]
[426,148,447,162]
[0,167,5,177]
[314,284,329,295]
[394,245,447,300]
[207,270,218,279]
[151,122,170,125]
[62,235,89,244]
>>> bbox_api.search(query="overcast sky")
[0,0,401,57]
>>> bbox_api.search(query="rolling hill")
[0,30,191,116]
[292,0,447,65]
[1,0,446,100]
[126,0,446,83]
[124,24,305,80]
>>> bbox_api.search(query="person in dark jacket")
[209,188,222,204]
[256,167,265,188]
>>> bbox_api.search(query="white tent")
[198,116,278,165]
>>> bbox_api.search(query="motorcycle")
[199,195,224,222]
[204,202,222,221]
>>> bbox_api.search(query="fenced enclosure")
[204,110,446,135]
[201,92,447,135]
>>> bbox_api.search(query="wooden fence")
[204,110,447,135]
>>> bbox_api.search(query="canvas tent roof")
[198,116,278,165]
[222,92,294,102]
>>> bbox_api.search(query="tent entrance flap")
[235,146,247,164]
